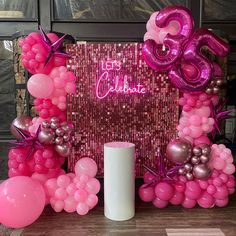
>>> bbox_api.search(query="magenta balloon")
[142,6,194,71]
[0,176,45,228]
[169,29,230,92]
[27,74,54,98]
[212,62,223,77]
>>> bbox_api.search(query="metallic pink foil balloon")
[142,6,194,71]
[169,28,230,92]
[10,116,32,140]
[166,138,192,164]
[193,163,212,180]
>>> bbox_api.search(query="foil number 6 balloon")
[169,29,230,92]
[142,6,194,71]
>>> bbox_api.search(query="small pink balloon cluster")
[209,144,236,175]
[27,66,76,111]
[34,98,66,121]
[44,158,100,215]
[8,146,65,178]
[144,11,180,44]
[177,92,219,145]
[19,32,66,74]
[139,167,235,208]
[48,66,77,111]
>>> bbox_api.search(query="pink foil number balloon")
[142,6,194,71]
[169,29,230,92]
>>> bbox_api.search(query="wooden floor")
[1,192,236,236]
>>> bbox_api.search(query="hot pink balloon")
[182,197,197,208]
[152,197,168,208]
[27,74,54,98]
[0,176,45,228]
[169,29,230,92]
[139,185,155,202]
[142,6,194,71]
[197,191,214,208]
[155,182,174,201]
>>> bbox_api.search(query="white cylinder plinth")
[104,142,135,221]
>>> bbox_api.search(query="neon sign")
[96,60,146,99]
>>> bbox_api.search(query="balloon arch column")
[0,5,235,229]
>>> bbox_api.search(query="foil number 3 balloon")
[169,29,230,92]
[142,6,194,71]
[142,6,230,92]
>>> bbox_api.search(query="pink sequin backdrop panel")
[66,43,179,177]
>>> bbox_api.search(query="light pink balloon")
[144,30,161,44]
[45,178,58,196]
[193,135,211,146]
[27,74,54,98]
[55,187,67,200]
[223,164,235,175]
[53,200,64,212]
[64,196,77,213]
[75,158,98,177]
[76,202,89,215]
[148,11,159,29]
[0,176,45,228]
[86,194,98,208]
[85,178,100,195]
[57,175,71,188]
[74,189,88,202]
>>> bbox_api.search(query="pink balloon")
[55,188,68,200]
[76,202,89,215]
[182,197,197,208]
[213,186,228,200]
[86,194,98,208]
[57,175,71,188]
[75,158,98,177]
[152,197,168,208]
[155,182,174,201]
[0,176,45,228]
[27,74,54,98]
[143,172,155,184]
[53,200,64,212]
[64,196,77,213]
[197,191,214,208]
[45,178,58,196]
[193,135,211,146]
[185,181,202,200]
[215,198,229,207]
[170,191,184,205]
[85,178,100,195]
[74,189,88,202]
[139,185,155,202]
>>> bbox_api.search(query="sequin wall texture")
[66,43,179,177]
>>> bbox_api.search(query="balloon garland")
[140,6,235,208]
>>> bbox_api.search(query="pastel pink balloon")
[155,182,174,201]
[139,185,155,202]
[223,164,235,175]
[182,197,197,208]
[53,200,64,212]
[57,175,71,188]
[152,197,168,208]
[66,183,77,195]
[27,74,54,98]
[45,178,58,196]
[76,202,89,215]
[74,189,88,202]
[197,191,214,208]
[75,158,98,177]
[189,115,201,126]
[55,187,67,200]
[64,196,77,213]
[86,194,98,208]
[0,176,45,228]
[189,125,202,138]
[85,178,100,195]
[144,30,161,44]
[148,11,159,29]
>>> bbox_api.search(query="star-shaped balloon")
[10,126,44,160]
[39,26,71,67]
[210,100,234,139]
[143,149,181,187]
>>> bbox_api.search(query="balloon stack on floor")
[139,6,235,208]
[0,28,100,228]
